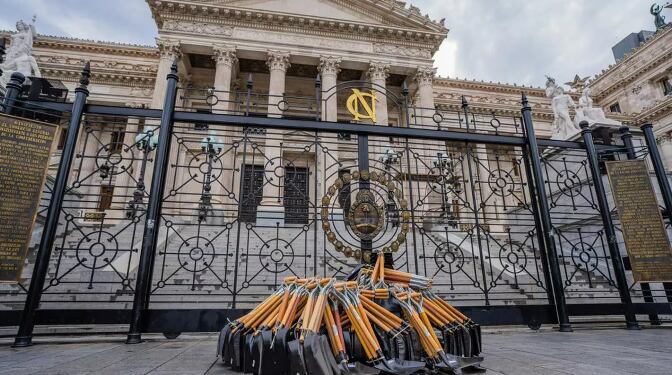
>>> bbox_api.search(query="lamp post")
[198,130,224,222]
[380,148,400,227]
[433,152,457,227]
[125,127,159,219]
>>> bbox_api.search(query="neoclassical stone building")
[1,0,671,311]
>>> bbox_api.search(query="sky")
[0,0,664,87]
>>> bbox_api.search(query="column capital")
[657,132,672,145]
[267,51,291,73]
[318,56,342,77]
[213,45,238,67]
[367,61,390,81]
[125,102,144,109]
[157,39,182,60]
[414,66,437,87]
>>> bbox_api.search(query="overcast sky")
[0,0,663,87]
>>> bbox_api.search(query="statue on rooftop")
[574,86,621,127]
[651,3,670,31]
[546,76,579,139]
[0,17,41,88]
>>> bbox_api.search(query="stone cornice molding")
[434,77,547,98]
[414,66,436,87]
[157,39,182,60]
[367,61,390,81]
[125,102,145,109]
[213,44,238,67]
[634,95,672,125]
[148,0,447,52]
[656,132,672,145]
[318,56,342,77]
[267,51,291,72]
[590,27,672,100]
[0,32,160,58]
[40,67,156,88]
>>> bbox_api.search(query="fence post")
[520,93,572,332]
[580,121,639,329]
[620,127,661,324]
[126,61,179,344]
[13,63,90,347]
[640,123,672,305]
[2,72,26,114]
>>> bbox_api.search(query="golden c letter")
[346,89,378,123]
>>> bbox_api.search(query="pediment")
[226,0,386,25]
[158,0,446,33]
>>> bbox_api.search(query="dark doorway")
[239,164,264,223]
[284,167,309,224]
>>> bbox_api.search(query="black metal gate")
[1,63,672,347]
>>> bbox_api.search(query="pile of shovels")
[217,255,484,374]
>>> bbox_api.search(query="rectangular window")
[97,185,114,212]
[57,128,68,150]
[609,102,621,113]
[109,130,125,153]
[661,78,672,96]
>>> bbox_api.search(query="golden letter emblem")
[346,89,378,123]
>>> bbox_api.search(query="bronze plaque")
[606,160,672,282]
[0,114,57,283]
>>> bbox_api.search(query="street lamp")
[198,130,224,222]
[433,152,457,227]
[380,148,401,227]
[125,127,159,219]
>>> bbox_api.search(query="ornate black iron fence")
[1,64,672,347]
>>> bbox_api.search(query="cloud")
[0,0,660,87]
[415,0,655,86]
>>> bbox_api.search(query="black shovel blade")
[442,329,458,356]
[303,333,335,375]
[437,351,484,370]
[218,324,233,363]
[346,362,379,375]
[317,332,343,375]
[374,358,426,375]
[288,339,308,375]
[469,324,482,356]
[231,330,244,371]
[243,334,255,373]
[258,329,279,375]
[251,334,264,375]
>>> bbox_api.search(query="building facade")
[1,0,671,314]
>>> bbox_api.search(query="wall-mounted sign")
[0,114,57,283]
[346,89,378,123]
[606,160,672,282]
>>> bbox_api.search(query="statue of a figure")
[0,18,41,88]
[574,86,621,127]
[651,3,669,31]
[545,76,579,139]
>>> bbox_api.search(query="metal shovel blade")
[231,330,244,371]
[242,334,255,373]
[303,333,336,375]
[346,362,379,375]
[218,324,233,363]
[374,358,426,375]
[288,338,308,375]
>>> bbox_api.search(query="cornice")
[590,26,672,100]
[149,0,446,52]
[41,68,156,88]
[178,0,448,32]
[634,95,672,125]
[434,77,547,98]
[0,32,159,59]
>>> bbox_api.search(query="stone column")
[152,40,182,109]
[367,61,390,126]
[414,66,436,127]
[212,45,237,114]
[146,40,181,197]
[212,45,238,221]
[111,103,143,219]
[258,51,290,224]
[657,133,672,170]
[318,56,341,198]
[413,67,438,178]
